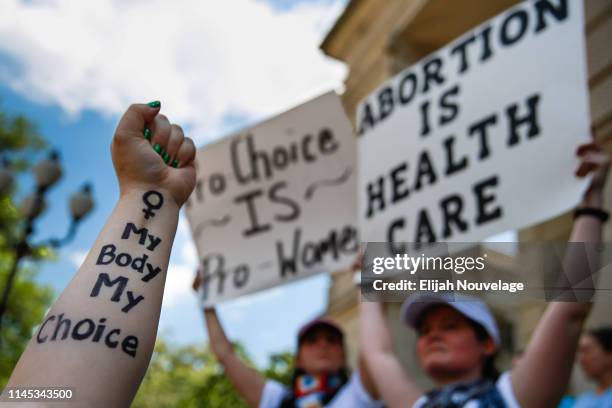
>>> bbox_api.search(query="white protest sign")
[357,0,590,247]
[186,92,358,305]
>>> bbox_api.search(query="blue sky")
[0,0,348,367]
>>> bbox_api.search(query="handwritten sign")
[186,92,358,305]
[357,0,590,248]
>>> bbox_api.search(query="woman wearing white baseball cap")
[359,140,611,408]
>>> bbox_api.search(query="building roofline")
[320,0,362,56]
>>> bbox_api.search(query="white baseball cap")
[400,292,501,347]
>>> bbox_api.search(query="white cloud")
[0,0,347,144]
[163,214,199,307]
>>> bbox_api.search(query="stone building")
[320,0,612,392]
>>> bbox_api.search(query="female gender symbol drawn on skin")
[142,191,164,219]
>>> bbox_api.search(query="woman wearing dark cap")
[573,327,612,407]
[193,274,383,408]
[359,140,611,408]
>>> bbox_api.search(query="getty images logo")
[371,253,488,275]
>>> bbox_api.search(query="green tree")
[262,350,294,384]
[133,339,294,408]
[0,107,54,386]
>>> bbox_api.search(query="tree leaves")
[0,107,54,387]
[132,340,294,408]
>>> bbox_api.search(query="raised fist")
[111,102,196,206]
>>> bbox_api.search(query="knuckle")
[114,130,131,144]
[171,124,184,135]
[184,137,195,148]
[156,114,169,126]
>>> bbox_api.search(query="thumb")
[192,270,202,292]
[116,101,161,136]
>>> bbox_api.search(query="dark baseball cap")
[297,317,344,345]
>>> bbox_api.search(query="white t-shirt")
[258,371,383,408]
[412,372,520,408]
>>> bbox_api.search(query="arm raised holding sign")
[193,272,383,408]
[192,273,266,407]
[511,140,611,407]
[360,140,611,408]
[7,102,196,407]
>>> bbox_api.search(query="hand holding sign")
[576,141,611,192]
[576,139,611,208]
[358,0,591,245]
[186,92,359,306]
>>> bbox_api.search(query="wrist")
[116,186,180,230]
[119,185,180,212]
[582,189,604,208]
[574,207,609,223]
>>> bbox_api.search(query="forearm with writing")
[8,188,178,407]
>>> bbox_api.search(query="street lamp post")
[0,152,95,334]
[0,158,14,196]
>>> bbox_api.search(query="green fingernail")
[163,152,171,163]
[143,128,152,140]
[172,159,179,168]
[147,100,161,108]
[153,143,162,153]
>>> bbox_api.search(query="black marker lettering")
[52,313,72,341]
[36,315,56,343]
[97,244,116,265]
[72,319,96,340]
[90,273,128,302]
[122,223,162,252]
[105,328,120,348]
[234,189,271,237]
[122,336,138,358]
[122,291,144,313]
[92,318,107,342]
[415,209,436,244]
[146,234,162,251]
[122,223,147,245]
[142,190,164,219]
[143,263,162,282]
[36,313,139,358]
